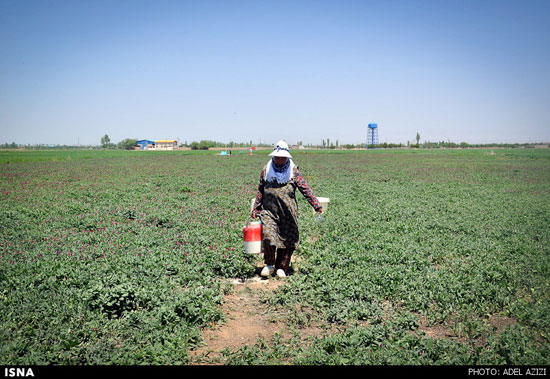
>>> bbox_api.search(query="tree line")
[1,136,547,150]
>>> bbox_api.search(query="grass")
[0,148,224,164]
[0,147,548,365]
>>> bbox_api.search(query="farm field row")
[0,148,548,364]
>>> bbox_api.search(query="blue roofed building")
[136,140,155,150]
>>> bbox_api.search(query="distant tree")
[187,140,213,150]
[416,132,420,146]
[117,138,138,150]
[101,134,111,148]
[1,142,18,149]
[199,140,212,150]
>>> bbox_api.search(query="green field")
[1,148,549,365]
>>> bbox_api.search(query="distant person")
[251,140,323,278]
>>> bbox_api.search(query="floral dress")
[252,164,321,250]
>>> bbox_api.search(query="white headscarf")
[265,157,295,184]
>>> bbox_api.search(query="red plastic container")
[243,221,262,254]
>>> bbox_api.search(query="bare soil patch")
[488,314,517,333]
[418,318,458,340]
[189,259,293,365]
[190,277,285,363]
[415,313,518,346]
[190,260,333,364]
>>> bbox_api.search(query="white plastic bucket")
[313,197,330,214]
[244,240,263,254]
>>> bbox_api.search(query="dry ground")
[190,276,286,364]
[189,258,333,365]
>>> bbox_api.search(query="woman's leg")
[276,248,294,274]
[263,241,276,266]
[261,242,277,277]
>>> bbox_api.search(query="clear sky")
[1,0,549,146]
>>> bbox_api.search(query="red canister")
[243,220,262,254]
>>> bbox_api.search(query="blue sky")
[1,0,549,146]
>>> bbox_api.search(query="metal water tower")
[367,123,379,148]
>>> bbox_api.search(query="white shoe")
[261,265,274,277]
[276,269,286,278]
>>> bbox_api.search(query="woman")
[251,141,323,278]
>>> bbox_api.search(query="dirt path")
[190,271,289,364]
[189,254,335,365]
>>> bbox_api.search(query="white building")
[153,140,178,150]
